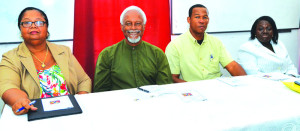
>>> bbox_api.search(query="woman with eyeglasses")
[237,16,298,77]
[0,7,92,115]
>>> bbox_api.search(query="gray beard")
[127,36,141,44]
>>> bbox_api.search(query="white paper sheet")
[256,72,294,81]
[133,85,207,103]
[217,77,244,86]
[42,96,74,112]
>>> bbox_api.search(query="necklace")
[31,47,48,68]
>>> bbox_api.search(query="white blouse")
[237,39,298,76]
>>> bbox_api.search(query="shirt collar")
[186,30,207,46]
[17,41,32,57]
[122,39,144,49]
[253,38,276,47]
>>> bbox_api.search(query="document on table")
[256,72,294,81]
[132,85,167,101]
[178,89,207,102]
[134,85,207,102]
[41,95,74,112]
[217,77,245,86]
[137,85,178,97]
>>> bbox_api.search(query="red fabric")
[74,0,171,81]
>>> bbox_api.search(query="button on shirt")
[94,40,172,92]
[165,31,233,81]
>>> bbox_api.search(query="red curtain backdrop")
[74,0,171,81]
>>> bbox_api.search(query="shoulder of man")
[142,40,159,48]
[102,40,124,52]
[142,41,165,53]
[205,33,222,43]
[169,31,190,45]
[97,40,124,59]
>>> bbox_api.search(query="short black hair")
[250,16,278,44]
[188,4,208,17]
[18,7,49,30]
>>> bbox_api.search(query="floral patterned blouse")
[37,64,70,98]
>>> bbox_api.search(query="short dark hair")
[188,4,208,17]
[250,16,278,44]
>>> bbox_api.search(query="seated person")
[0,7,92,115]
[165,4,246,83]
[93,6,172,92]
[237,16,298,77]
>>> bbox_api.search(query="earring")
[46,31,50,39]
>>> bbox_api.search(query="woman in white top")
[237,16,298,76]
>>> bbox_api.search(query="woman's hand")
[12,98,38,115]
[2,88,38,115]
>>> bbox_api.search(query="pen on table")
[16,100,36,113]
[137,87,150,93]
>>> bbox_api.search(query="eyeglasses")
[20,21,46,28]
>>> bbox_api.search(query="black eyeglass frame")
[20,21,47,28]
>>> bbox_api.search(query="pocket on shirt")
[207,58,221,77]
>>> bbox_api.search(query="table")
[1,75,300,131]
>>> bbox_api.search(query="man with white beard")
[94,6,172,92]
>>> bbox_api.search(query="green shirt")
[94,39,172,92]
[165,31,233,81]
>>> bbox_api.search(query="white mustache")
[127,30,141,33]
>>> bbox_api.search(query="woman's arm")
[0,52,37,115]
[65,46,92,94]
[2,88,37,115]
[71,54,92,93]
